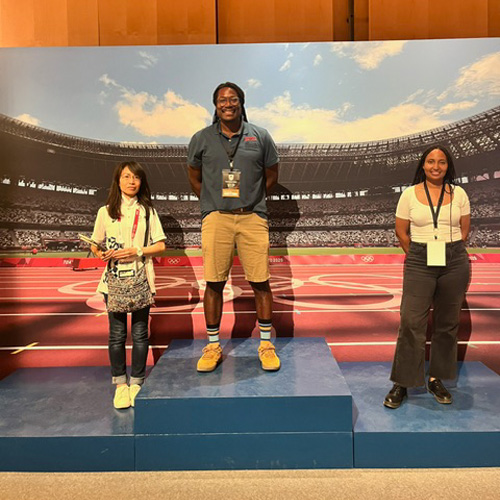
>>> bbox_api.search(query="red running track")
[1,262,499,379]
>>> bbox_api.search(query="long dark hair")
[412,145,457,186]
[211,81,248,123]
[106,161,154,220]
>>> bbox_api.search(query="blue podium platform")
[0,367,134,472]
[341,362,500,468]
[2,346,499,471]
[134,338,353,470]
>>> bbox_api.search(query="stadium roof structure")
[1,106,499,193]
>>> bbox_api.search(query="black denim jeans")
[107,303,150,386]
[390,240,470,388]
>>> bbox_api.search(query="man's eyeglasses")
[217,97,240,106]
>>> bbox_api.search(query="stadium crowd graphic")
[1,107,499,253]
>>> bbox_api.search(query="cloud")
[99,74,211,139]
[247,78,262,89]
[331,41,407,70]
[313,54,323,67]
[439,100,478,115]
[452,52,500,98]
[279,59,292,72]
[100,74,120,89]
[248,92,447,143]
[15,113,41,126]
[339,102,353,116]
[137,50,158,69]
[279,52,294,72]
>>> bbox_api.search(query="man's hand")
[265,164,279,193]
[188,165,202,197]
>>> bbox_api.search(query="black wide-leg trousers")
[390,240,470,388]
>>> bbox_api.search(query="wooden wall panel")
[0,0,69,46]
[1,0,500,47]
[218,0,334,44]
[33,0,69,46]
[0,0,36,47]
[157,0,216,45]
[333,0,349,41]
[428,0,488,39]
[98,0,158,46]
[354,0,369,40]
[67,0,99,46]
[489,0,500,36]
[0,0,97,47]
[369,0,429,40]
[369,0,492,40]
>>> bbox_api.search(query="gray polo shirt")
[187,121,279,219]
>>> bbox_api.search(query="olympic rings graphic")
[361,255,375,263]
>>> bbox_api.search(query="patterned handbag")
[106,209,154,313]
[107,265,154,313]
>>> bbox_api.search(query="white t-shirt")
[91,196,166,294]
[396,184,470,243]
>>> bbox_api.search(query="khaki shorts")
[201,211,270,283]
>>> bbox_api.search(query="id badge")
[427,240,446,266]
[222,169,241,198]
[118,268,136,278]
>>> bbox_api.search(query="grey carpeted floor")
[2,468,500,500]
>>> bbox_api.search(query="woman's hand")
[111,247,139,262]
[91,245,116,262]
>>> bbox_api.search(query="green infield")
[1,246,499,259]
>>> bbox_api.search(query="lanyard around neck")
[423,181,446,236]
[218,122,244,171]
[118,208,141,243]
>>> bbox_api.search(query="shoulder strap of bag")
[142,208,150,263]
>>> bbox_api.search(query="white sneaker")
[113,384,130,409]
[129,384,142,407]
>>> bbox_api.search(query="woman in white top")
[91,161,166,409]
[384,146,470,409]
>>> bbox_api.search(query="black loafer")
[383,384,407,409]
[428,379,452,404]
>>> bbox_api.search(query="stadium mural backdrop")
[0,39,499,376]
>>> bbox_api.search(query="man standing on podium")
[187,82,280,373]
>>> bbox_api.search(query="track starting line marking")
[2,340,500,352]
[10,342,39,355]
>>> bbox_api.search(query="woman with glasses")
[91,161,166,409]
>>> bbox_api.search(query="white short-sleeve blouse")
[396,184,470,243]
[91,196,166,294]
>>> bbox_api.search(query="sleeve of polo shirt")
[91,206,107,244]
[149,209,166,244]
[262,130,279,168]
[395,188,411,220]
[187,132,203,169]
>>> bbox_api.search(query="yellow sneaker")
[258,341,280,371]
[129,384,141,407]
[113,384,130,409]
[197,343,223,372]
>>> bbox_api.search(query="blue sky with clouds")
[0,38,499,144]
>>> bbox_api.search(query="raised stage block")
[340,362,500,468]
[135,338,353,470]
[0,367,134,472]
